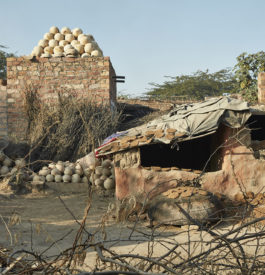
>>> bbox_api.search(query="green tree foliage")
[146,69,237,100]
[234,51,265,103]
[0,45,15,79]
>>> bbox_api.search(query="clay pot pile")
[32,158,115,191]
[86,159,115,191]
[32,161,89,185]
[31,26,103,58]
[0,150,27,177]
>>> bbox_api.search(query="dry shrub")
[25,90,122,166]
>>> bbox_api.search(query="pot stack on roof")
[31,26,103,58]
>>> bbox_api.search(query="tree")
[234,51,265,103]
[0,45,15,79]
[146,69,237,100]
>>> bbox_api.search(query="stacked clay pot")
[33,160,89,185]
[87,159,115,190]
[32,158,115,191]
[0,150,27,177]
[31,26,103,58]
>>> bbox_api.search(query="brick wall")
[258,72,265,104]
[5,56,116,140]
[0,80,8,138]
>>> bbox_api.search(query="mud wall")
[5,56,116,140]
[113,124,265,201]
[0,80,7,138]
[117,98,198,111]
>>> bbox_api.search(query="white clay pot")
[72,174,80,183]
[63,174,71,183]
[65,33,75,42]
[38,39,49,48]
[0,166,9,175]
[44,46,54,54]
[54,174,62,183]
[72,28,83,37]
[49,26,59,34]
[46,174,54,182]
[104,178,115,190]
[54,33,65,41]
[44,32,54,40]
[60,27,71,35]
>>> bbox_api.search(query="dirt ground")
[0,187,265,274]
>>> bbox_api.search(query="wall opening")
[140,132,222,172]
[247,115,265,141]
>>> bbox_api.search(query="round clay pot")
[32,46,44,57]
[54,46,64,54]
[65,33,75,42]
[55,163,64,173]
[39,168,50,176]
[54,33,64,41]
[46,174,54,182]
[74,44,84,54]
[49,26,59,34]
[63,174,71,183]
[44,46,54,54]
[41,53,52,58]
[48,162,56,169]
[48,39,58,48]
[102,159,112,168]
[81,176,88,184]
[95,166,103,175]
[91,50,102,57]
[64,167,73,176]
[60,26,71,35]
[84,43,93,53]
[54,174,62,183]
[95,178,104,187]
[38,39,49,48]
[84,168,92,177]
[100,175,107,181]
[3,157,12,167]
[72,28,83,37]
[0,166,9,175]
[104,178,115,190]
[43,32,54,40]
[102,168,111,177]
[72,174,80,183]
[59,40,69,47]
[51,168,61,176]
[81,53,90,58]
[71,40,79,47]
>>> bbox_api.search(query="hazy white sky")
[1,0,265,96]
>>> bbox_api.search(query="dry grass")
[22,89,122,167]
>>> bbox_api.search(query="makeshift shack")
[96,97,265,201]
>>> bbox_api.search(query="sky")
[1,0,265,97]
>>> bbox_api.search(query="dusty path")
[0,189,265,273]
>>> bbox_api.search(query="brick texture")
[0,83,8,138]
[5,56,117,140]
